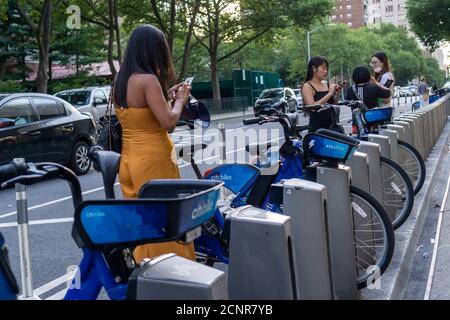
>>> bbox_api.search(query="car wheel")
[69,141,92,175]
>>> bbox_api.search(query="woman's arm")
[144,75,190,130]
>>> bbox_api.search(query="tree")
[74,0,122,76]
[421,56,445,87]
[121,0,202,81]
[50,6,107,75]
[193,0,334,100]
[0,0,35,81]
[16,0,55,93]
[407,0,450,51]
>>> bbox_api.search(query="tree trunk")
[210,53,221,101]
[178,0,201,82]
[36,0,52,93]
[108,0,117,77]
[113,0,122,65]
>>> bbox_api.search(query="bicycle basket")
[303,129,360,165]
[363,107,393,125]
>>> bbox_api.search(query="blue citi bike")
[182,110,395,289]
[0,158,224,300]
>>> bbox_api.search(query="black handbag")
[97,80,122,153]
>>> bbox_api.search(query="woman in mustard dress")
[113,25,194,262]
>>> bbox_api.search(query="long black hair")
[114,24,175,107]
[304,56,329,84]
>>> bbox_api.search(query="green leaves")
[407,0,450,51]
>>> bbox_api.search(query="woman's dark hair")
[304,56,329,83]
[352,65,371,85]
[372,51,391,80]
[114,24,175,107]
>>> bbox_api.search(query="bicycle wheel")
[350,185,395,290]
[397,140,426,195]
[380,156,414,230]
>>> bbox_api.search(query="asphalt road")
[0,100,415,299]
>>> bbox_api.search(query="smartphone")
[384,79,394,88]
[184,76,195,85]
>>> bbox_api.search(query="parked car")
[0,93,97,175]
[293,89,303,111]
[254,88,297,116]
[407,85,418,96]
[398,86,413,97]
[54,86,111,123]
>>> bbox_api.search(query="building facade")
[366,0,409,30]
[331,0,367,28]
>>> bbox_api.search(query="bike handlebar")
[243,117,262,126]
[0,159,28,184]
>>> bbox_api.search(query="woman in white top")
[371,52,395,107]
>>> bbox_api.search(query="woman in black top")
[301,56,342,132]
[345,65,391,109]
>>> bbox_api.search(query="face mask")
[373,65,383,73]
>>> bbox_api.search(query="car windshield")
[259,90,283,99]
[293,89,301,96]
[55,91,91,107]
[0,94,10,102]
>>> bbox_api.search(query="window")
[346,5,351,9]
[347,22,353,27]
[385,5,393,12]
[93,90,108,105]
[0,98,37,126]
[347,13,352,18]
[332,15,336,20]
[32,98,61,120]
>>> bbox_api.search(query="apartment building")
[366,0,409,30]
[331,0,367,28]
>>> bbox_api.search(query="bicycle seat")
[176,143,207,162]
[245,142,275,156]
[74,179,223,249]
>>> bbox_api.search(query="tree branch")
[218,28,270,62]
[83,0,109,24]
[16,1,37,34]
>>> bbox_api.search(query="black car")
[254,88,297,116]
[0,93,98,175]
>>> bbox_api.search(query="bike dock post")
[378,129,399,163]
[346,152,376,267]
[14,158,37,300]
[281,179,334,299]
[227,206,298,300]
[307,164,359,300]
[392,121,412,145]
[367,134,391,159]
[358,142,384,206]
[218,123,226,164]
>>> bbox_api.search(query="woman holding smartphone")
[370,52,395,107]
[301,56,343,132]
[113,24,194,262]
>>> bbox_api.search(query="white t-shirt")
[380,72,394,87]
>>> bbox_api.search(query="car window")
[32,97,62,120]
[0,98,37,126]
[55,91,91,107]
[259,90,283,99]
[93,90,108,104]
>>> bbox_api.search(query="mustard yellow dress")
[115,106,196,262]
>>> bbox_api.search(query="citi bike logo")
[325,144,345,152]
[210,173,232,181]
[192,199,214,219]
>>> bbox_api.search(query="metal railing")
[201,96,250,115]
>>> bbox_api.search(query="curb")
[361,117,450,300]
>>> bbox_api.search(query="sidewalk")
[361,115,450,300]
[210,107,254,122]
[425,142,450,300]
